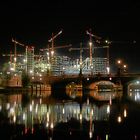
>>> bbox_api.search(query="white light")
[10,107,15,115]
[62,108,65,114]
[117,116,122,123]
[109,77,112,80]
[136,81,140,84]
[51,51,54,56]
[0,105,2,111]
[89,131,93,139]
[106,67,110,74]
[6,103,10,110]
[124,109,127,117]
[23,113,26,120]
[23,59,27,62]
[50,122,54,129]
[14,57,17,62]
[80,113,82,121]
[30,70,33,74]
[13,115,16,123]
[89,42,92,46]
[46,122,49,128]
[10,67,15,71]
[29,104,33,112]
[107,105,110,114]
[7,71,10,74]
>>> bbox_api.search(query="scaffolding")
[26,46,34,74]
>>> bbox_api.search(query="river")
[0,88,140,140]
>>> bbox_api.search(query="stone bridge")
[47,73,140,92]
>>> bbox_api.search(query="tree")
[22,71,30,88]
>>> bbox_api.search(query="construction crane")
[86,29,102,67]
[11,38,26,71]
[48,30,63,56]
[69,44,109,75]
[40,44,72,52]
[12,38,24,63]
[39,44,72,71]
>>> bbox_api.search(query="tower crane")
[69,44,109,76]
[11,38,35,73]
[11,38,26,71]
[39,44,72,72]
[86,29,102,67]
[48,30,63,56]
[12,38,25,63]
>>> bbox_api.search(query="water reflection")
[0,88,140,140]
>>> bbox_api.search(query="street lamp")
[117,59,122,76]
[123,64,127,73]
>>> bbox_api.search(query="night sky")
[0,1,139,72]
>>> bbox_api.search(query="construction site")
[1,30,110,87]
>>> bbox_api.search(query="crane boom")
[86,30,101,40]
[69,46,109,51]
[12,38,25,46]
[48,30,63,42]
[40,44,72,51]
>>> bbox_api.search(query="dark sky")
[0,0,140,72]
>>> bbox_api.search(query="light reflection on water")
[0,87,140,139]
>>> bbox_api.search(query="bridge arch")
[127,78,140,92]
[88,80,116,91]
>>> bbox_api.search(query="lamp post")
[117,60,122,76]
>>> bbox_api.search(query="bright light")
[117,116,122,123]
[124,109,127,117]
[107,105,110,114]
[51,50,54,56]
[89,42,92,46]
[106,67,110,74]
[50,122,54,129]
[23,113,26,120]
[117,60,121,64]
[89,131,93,139]
[14,57,17,62]
[6,103,10,110]
[23,59,27,63]
[7,71,10,74]
[123,65,127,68]
[30,70,33,74]
[13,115,16,123]
[46,122,49,128]
[10,67,15,71]
[29,104,33,112]
[109,77,112,80]
[0,105,2,111]
[62,107,65,114]
[10,107,15,115]
[79,113,82,121]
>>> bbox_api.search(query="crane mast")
[12,38,25,71]
[48,30,63,56]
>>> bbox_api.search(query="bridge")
[35,73,140,93]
